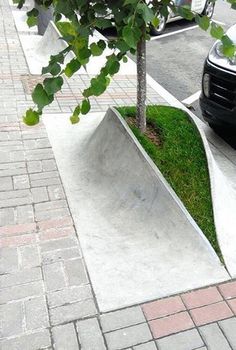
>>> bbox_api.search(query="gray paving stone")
[156,329,204,350]
[41,246,81,264]
[0,188,31,201]
[133,341,157,350]
[64,258,88,286]
[101,306,145,332]
[42,159,57,171]
[0,247,18,273]
[0,266,42,288]
[0,176,13,190]
[40,237,79,253]
[105,323,152,350]
[77,317,106,350]
[0,329,51,350]
[19,245,40,268]
[27,160,42,173]
[30,171,59,182]
[25,296,49,330]
[31,176,61,188]
[25,148,54,161]
[0,195,32,208]
[13,174,30,189]
[35,206,70,221]
[0,207,15,225]
[1,301,23,337]
[50,299,97,325]
[0,150,10,163]
[48,185,65,201]
[200,323,231,350]
[43,262,66,291]
[219,318,236,348]
[16,204,34,223]
[0,281,44,303]
[0,162,26,177]
[31,186,49,203]
[48,285,92,308]
[52,323,79,350]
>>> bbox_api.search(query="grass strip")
[117,105,221,257]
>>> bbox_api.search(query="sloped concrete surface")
[17,18,136,75]
[43,108,228,312]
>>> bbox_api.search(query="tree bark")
[136,25,147,134]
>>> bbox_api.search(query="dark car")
[200,24,236,130]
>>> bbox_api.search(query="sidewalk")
[1,0,236,349]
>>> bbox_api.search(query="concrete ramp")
[43,108,228,312]
[18,19,136,75]
[18,20,74,75]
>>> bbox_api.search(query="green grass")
[117,105,221,257]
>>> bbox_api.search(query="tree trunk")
[34,2,53,35]
[136,25,147,134]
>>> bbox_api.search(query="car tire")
[150,15,166,35]
[202,0,215,18]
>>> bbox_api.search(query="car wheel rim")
[155,15,165,32]
[206,2,214,17]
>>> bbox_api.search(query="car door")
[191,0,206,14]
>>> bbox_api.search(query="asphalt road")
[144,0,236,121]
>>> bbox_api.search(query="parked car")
[151,0,215,35]
[200,24,236,130]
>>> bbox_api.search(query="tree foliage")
[16,0,236,127]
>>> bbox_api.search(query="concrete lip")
[43,108,229,312]
[12,10,37,34]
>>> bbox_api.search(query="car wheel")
[150,14,166,36]
[202,0,215,18]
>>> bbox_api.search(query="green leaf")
[56,22,76,37]
[27,15,38,27]
[124,0,138,5]
[122,25,141,49]
[70,105,80,124]
[90,75,107,96]
[221,35,236,58]
[137,3,155,23]
[123,56,128,63]
[95,18,113,29]
[70,114,80,124]
[78,47,91,61]
[81,99,91,114]
[152,16,160,28]
[43,77,63,95]
[106,56,120,75]
[42,62,61,76]
[97,40,106,50]
[177,6,195,20]
[83,88,92,98]
[210,23,224,39]
[23,108,40,126]
[50,52,65,64]
[116,40,130,54]
[32,84,54,111]
[64,59,81,77]
[90,43,104,56]
[26,8,39,27]
[195,15,210,31]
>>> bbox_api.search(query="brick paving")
[1,0,236,349]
